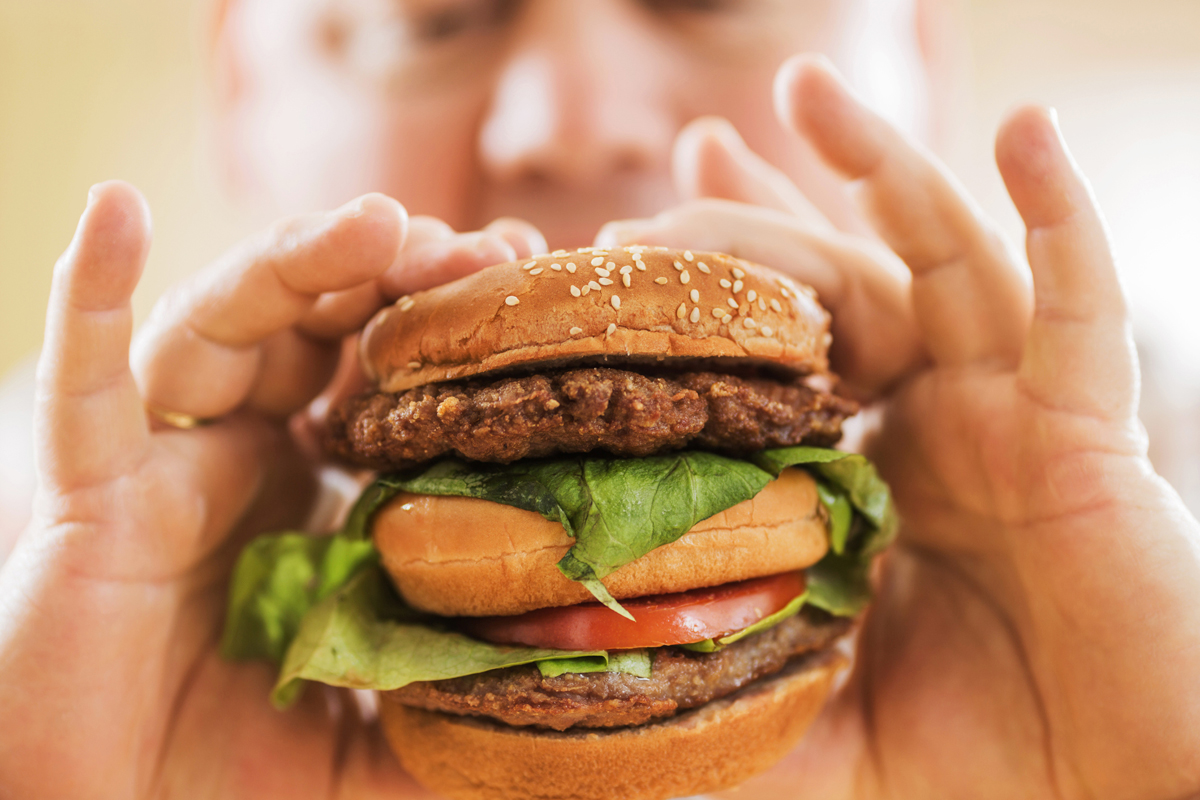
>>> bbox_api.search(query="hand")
[604,57,1200,800]
[0,185,543,799]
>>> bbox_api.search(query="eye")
[411,0,520,43]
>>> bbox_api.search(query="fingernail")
[336,195,370,218]
[86,184,100,209]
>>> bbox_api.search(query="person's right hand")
[0,183,543,798]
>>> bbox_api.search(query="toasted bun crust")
[362,247,832,393]
[379,649,846,800]
[374,468,826,616]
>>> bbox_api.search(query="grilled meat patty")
[385,607,851,731]
[327,367,856,470]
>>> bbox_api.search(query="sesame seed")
[596,267,611,277]
[690,289,699,303]
[655,246,668,251]
[674,260,683,270]
[722,314,733,324]
[529,267,544,276]
[712,308,725,318]
[566,262,577,273]
[758,298,766,311]
[550,263,562,271]
[680,271,691,285]
[690,307,700,323]
[407,361,422,369]
[780,285,793,298]
[761,326,774,337]
[593,251,608,256]
[697,262,711,274]
[727,298,738,309]
[747,290,757,303]
[732,267,745,279]
[606,262,616,270]
[599,278,614,286]
[720,279,732,289]
[589,280,602,291]
[570,326,584,335]
[684,251,694,262]
[523,261,538,270]
[582,285,592,296]
[612,295,622,310]
[552,249,570,257]
[733,280,744,293]
[570,285,582,297]
[737,303,747,316]
[655,277,669,285]
[622,274,631,288]
[399,299,415,312]
[606,323,617,336]
[591,257,605,266]
[744,318,757,329]
[619,265,633,275]
[770,298,783,313]
[677,303,687,320]
[505,296,520,306]
[636,263,647,271]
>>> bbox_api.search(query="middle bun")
[373,468,827,616]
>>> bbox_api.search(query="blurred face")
[221,0,929,247]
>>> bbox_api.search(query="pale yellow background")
[3,0,1199,382]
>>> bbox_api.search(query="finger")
[596,199,922,396]
[484,217,548,260]
[377,230,521,300]
[997,106,1137,420]
[779,55,1033,368]
[673,116,833,229]
[35,181,152,491]
[133,194,407,419]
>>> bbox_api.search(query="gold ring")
[146,404,213,430]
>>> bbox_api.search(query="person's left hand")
[599,56,1200,800]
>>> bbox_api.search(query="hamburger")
[221,246,896,800]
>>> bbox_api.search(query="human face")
[221,0,929,248]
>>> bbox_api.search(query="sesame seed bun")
[378,648,846,800]
[373,468,828,617]
[361,247,832,393]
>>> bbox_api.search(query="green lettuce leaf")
[273,568,610,707]
[536,649,653,679]
[221,531,377,663]
[752,446,899,557]
[815,481,853,555]
[806,552,872,617]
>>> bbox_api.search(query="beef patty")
[327,367,857,470]
[386,607,851,731]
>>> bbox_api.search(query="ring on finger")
[145,404,215,430]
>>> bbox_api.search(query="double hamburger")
[222,246,895,800]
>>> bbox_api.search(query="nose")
[478,1,676,186]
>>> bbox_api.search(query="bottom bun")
[378,650,846,800]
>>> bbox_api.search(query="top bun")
[361,247,832,393]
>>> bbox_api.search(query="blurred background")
[2,0,1198,509]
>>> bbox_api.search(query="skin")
[1,1,1199,798]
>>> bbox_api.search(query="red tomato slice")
[457,571,806,651]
